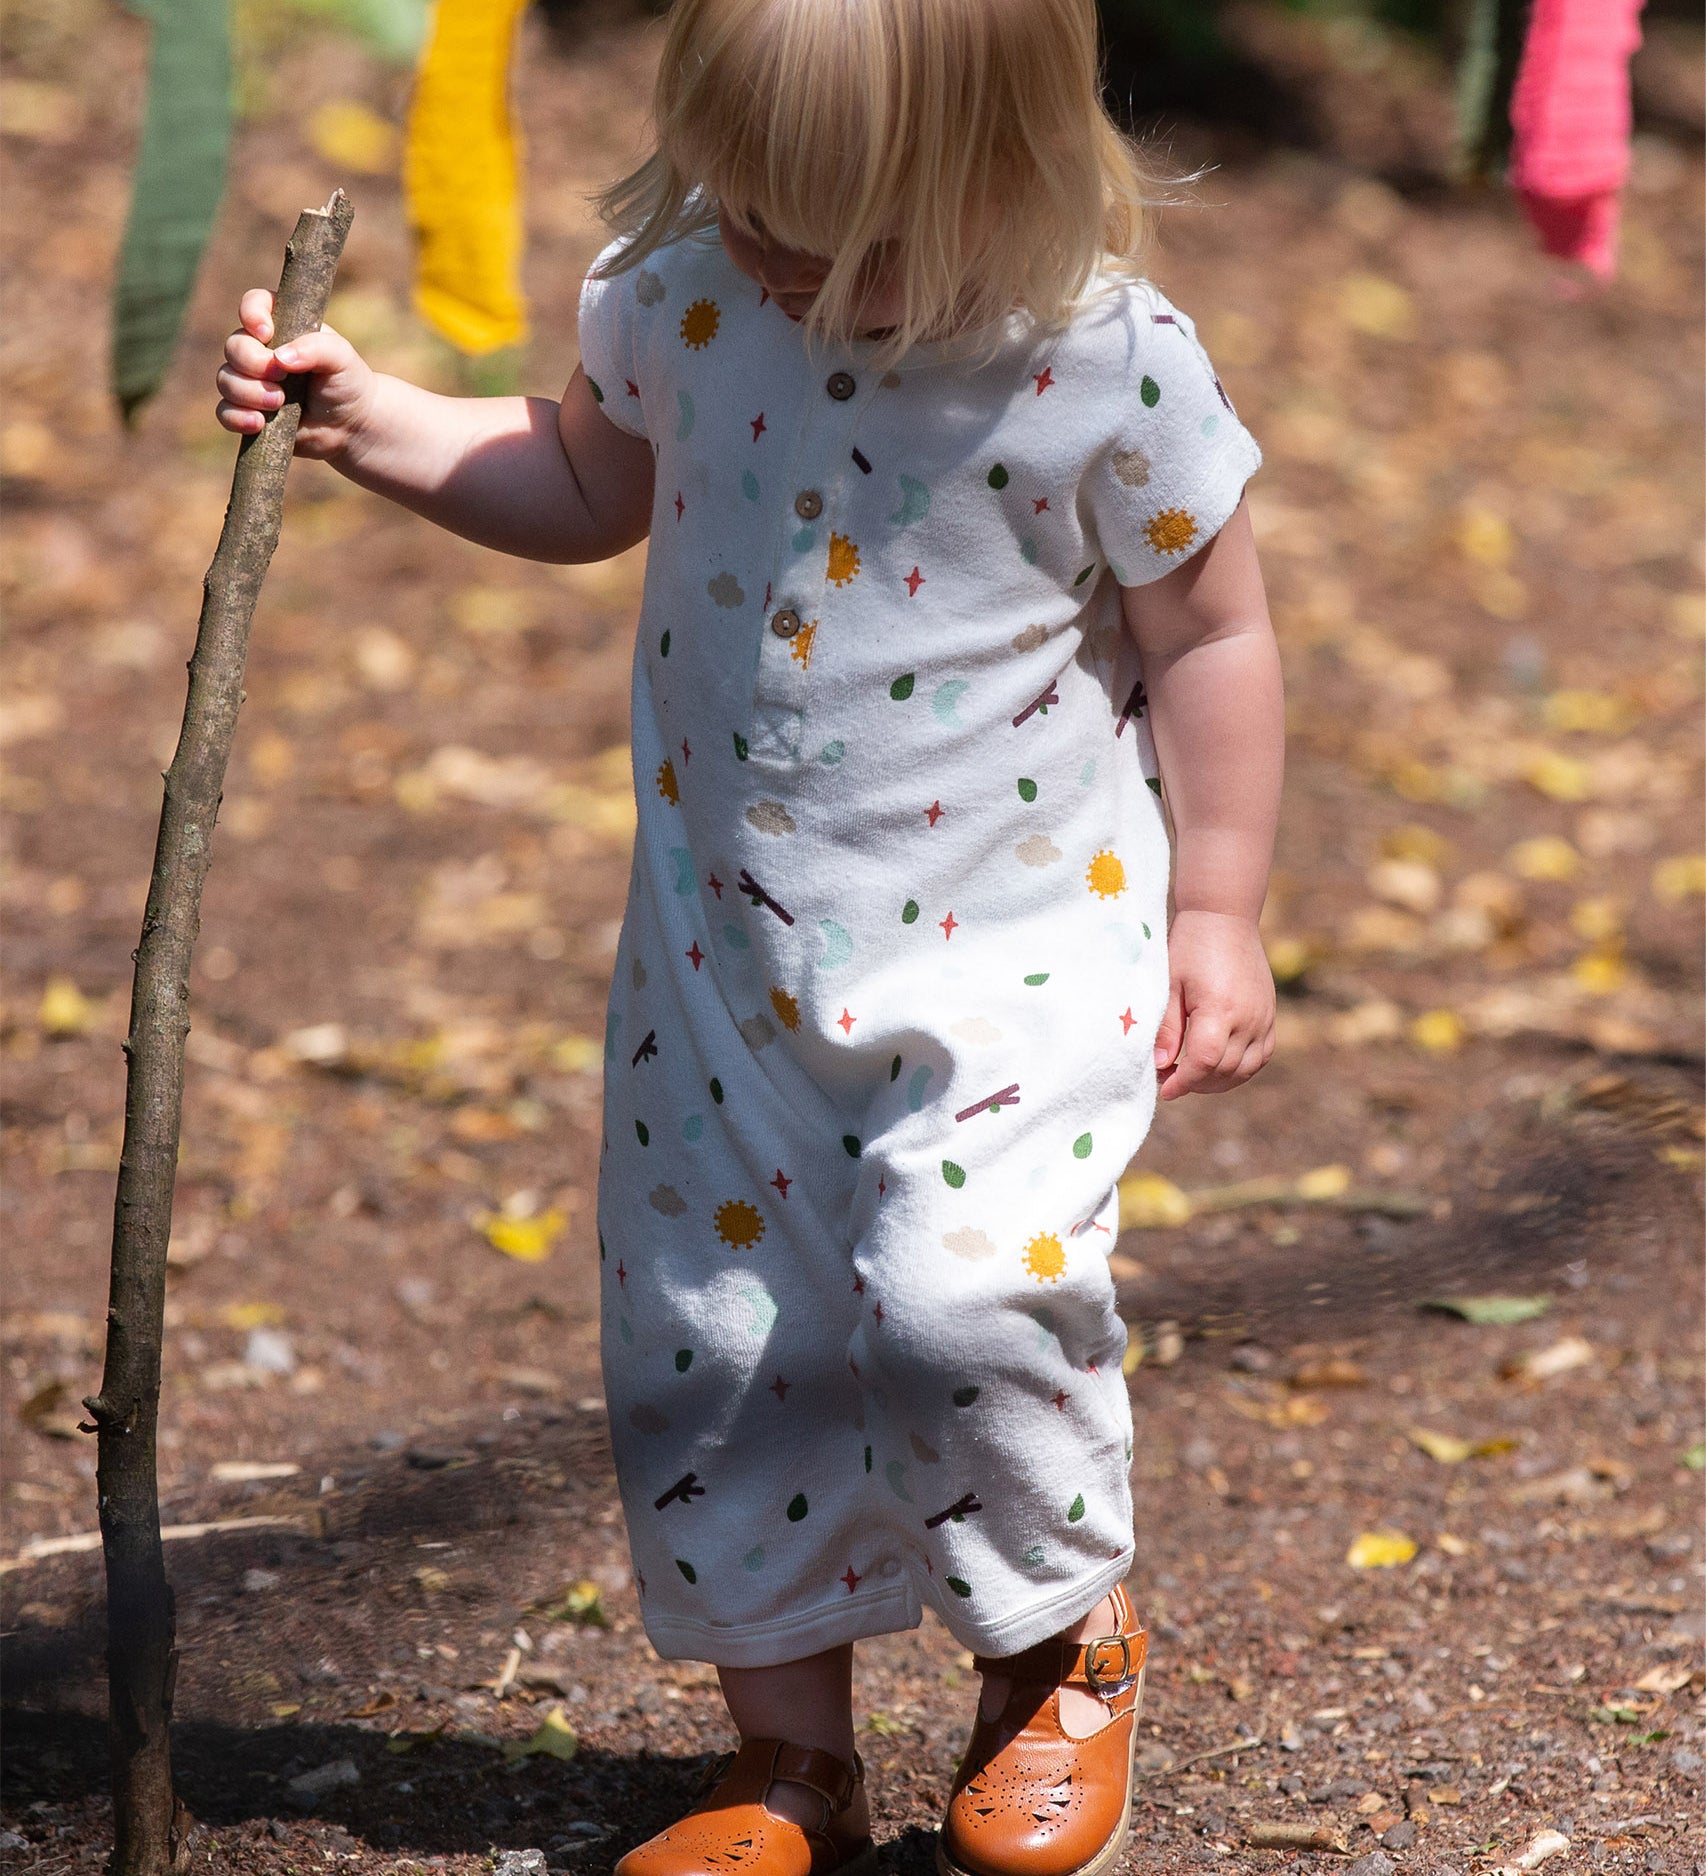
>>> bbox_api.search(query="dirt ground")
[2,3,1704,1872]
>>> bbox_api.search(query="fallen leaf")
[1106,1251,1145,1282]
[17,1378,81,1440]
[385,1719,450,1755]
[536,1580,608,1628]
[1347,1530,1417,1569]
[1435,1532,1470,1555]
[1432,1786,1461,1806]
[38,977,92,1036]
[307,100,398,175]
[1295,1163,1352,1199]
[1542,690,1635,735]
[1508,835,1581,882]
[1507,1466,1608,1506]
[347,1691,398,1718]
[1150,1320,1184,1366]
[552,1034,602,1074]
[1407,1428,1518,1465]
[1119,1172,1192,1228]
[1338,273,1414,339]
[219,1301,286,1331]
[1525,749,1595,802]
[1423,1295,1551,1325]
[209,1461,299,1483]
[1505,1335,1594,1382]
[1681,1443,1704,1471]
[1246,1822,1348,1853]
[1633,1664,1697,1694]
[478,1208,566,1263]
[503,1705,578,1763]
[1493,1827,1572,1875]
[1290,1358,1367,1389]
[1355,1791,1388,1816]
[1410,1008,1463,1053]
[1652,853,1706,903]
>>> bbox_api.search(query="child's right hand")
[215,288,376,461]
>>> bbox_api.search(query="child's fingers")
[1152,979,1185,1072]
[215,398,268,436]
[220,330,285,384]
[216,362,285,411]
[238,287,276,342]
[270,323,356,378]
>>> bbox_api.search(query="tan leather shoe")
[616,1738,877,1876]
[937,1583,1147,1876]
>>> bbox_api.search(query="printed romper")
[578,230,1260,1669]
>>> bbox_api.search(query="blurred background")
[2,2,1702,1871]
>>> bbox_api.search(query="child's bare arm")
[216,287,654,564]
[1119,499,1283,1099]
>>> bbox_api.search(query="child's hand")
[215,287,376,461]
[1152,909,1275,1100]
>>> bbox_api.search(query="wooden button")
[794,489,824,521]
[769,609,801,639]
[826,371,856,401]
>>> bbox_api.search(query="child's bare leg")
[719,1645,869,1831]
[977,1593,1120,1736]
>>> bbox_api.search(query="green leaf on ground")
[1423,1295,1551,1325]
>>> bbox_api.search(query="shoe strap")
[973,1588,1147,1697]
[727,1738,863,1815]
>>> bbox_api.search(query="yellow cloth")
[404,0,529,353]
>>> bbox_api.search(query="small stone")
[1382,1820,1417,1850]
[1346,1855,1395,1876]
[1135,1743,1175,1773]
[285,1757,359,1801]
[267,1820,289,1842]
[240,1568,279,1593]
[1229,1343,1274,1373]
[492,1853,547,1876]
[1279,1775,1305,1795]
[0,1833,27,1853]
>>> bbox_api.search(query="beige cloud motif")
[1112,447,1151,488]
[950,1017,1004,1045]
[746,800,797,836]
[739,1013,776,1051]
[1010,623,1049,654]
[1015,834,1063,868]
[943,1226,997,1261]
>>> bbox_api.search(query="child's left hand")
[1152,909,1275,1100]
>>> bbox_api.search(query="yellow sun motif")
[1144,507,1200,556]
[714,1198,766,1250]
[656,758,680,805]
[679,298,721,349]
[1086,849,1127,899]
[1022,1232,1067,1284]
[789,620,817,670]
[770,986,801,1032]
[826,533,861,587]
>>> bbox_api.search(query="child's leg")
[719,1645,869,1833]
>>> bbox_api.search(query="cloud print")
[707,571,745,609]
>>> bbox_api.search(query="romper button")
[770,608,801,639]
[826,371,856,401]
[794,489,824,520]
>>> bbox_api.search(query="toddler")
[217,0,1282,1870]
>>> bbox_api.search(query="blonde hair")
[593,0,1155,360]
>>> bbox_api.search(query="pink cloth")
[1509,0,1645,278]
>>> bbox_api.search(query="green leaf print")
[674,1348,693,1372]
[842,1135,862,1159]
[1146,777,1163,795]
[953,1385,980,1407]
[733,731,748,761]
[941,1160,966,1189]
[987,462,1009,490]
[1073,563,1096,587]
[1068,1493,1086,1522]
[1073,1133,1093,1159]
[945,1576,973,1598]
[675,1558,697,1582]
[901,899,920,924]
[1140,374,1160,408]
[660,630,670,657]
[889,1055,903,1081]
[1023,972,1050,986]
[587,378,604,403]
[709,1078,724,1104]
[635,1120,649,1146]
[864,1445,873,1472]
[1017,777,1038,802]
[786,1492,809,1522]
[890,674,915,701]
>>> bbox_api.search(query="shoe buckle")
[1084,1634,1139,1696]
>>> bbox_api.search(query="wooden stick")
[82,191,353,1876]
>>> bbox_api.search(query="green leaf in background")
[1682,1443,1705,1472]
[111,0,232,420]
[1423,1295,1552,1326]
[285,0,430,63]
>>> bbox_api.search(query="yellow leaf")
[1569,896,1624,944]
[1435,1531,1470,1556]
[1264,935,1316,985]
[1542,689,1634,736]
[1118,1173,1192,1229]
[1456,507,1515,568]
[307,100,399,175]
[480,1208,565,1262]
[1121,1339,1144,1375]
[1367,857,1441,916]
[504,1704,578,1762]
[1508,836,1581,882]
[1296,1163,1351,1200]
[1379,823,1453,866]
[220,1301,287,1330]
[38,976,93,1036]
[1347,1530,1417,1569]
[1571,949,1627,996]
[1408,1428,1473,1464]
[552,1033,603,1074]
[1410,1008,1464,1054]
[1652,853,1706,903]
[1524,750,1595,802]
[1338,273,1415,340]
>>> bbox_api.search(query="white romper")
[578,229,1260,1669]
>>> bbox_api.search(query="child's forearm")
[336,375,634,563]
[1145,624,1284,921]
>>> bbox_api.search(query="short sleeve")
[1081,285,1261,588]
[577,238,650,441]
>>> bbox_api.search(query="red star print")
[841,1564,862,1593]
[681,739,691,764]
[1119,1008,1137,1036]
[872,1302,884,1325]
[904,566,925,598]
[708,873,724,899]
[1033,367,1055,395]
[1052,1388,1069,1411]
[852,1274,865,1295]
[685,941,704,971]
[751,412,767,441]
[1033,496,1050,514]
[939,911,958,941]
[625,379,640,399]
[877,1177,886,1197]
[837,1008,856,1035]
[771,1168,792,1199]
[616,1261,627,1288]
[674,490,685,522]
[769,1375,790,1402]
[924,800,944,827]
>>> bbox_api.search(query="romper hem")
[640,1579,924,1669]
[940,1547,1137,1660]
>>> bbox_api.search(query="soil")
[2,4,1703,1874]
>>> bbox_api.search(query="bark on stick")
[84,191,353,1876]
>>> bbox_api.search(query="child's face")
[717,205,908,336]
